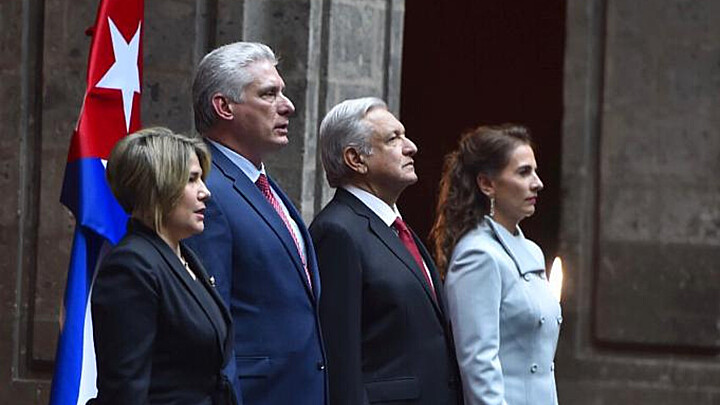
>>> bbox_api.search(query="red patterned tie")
[256,174,312,289]
[392,217,436,299]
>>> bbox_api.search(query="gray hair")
[193,42,277,134]
[319,97,387,187]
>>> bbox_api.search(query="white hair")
[319,97,387,187]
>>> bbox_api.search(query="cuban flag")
[50,0,144,404]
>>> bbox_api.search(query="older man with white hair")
[310,97,462,405]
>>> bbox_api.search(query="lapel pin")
[209,276,216,287]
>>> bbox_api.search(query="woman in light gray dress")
[430,124,561,405]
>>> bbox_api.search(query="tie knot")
[256,173,271,193]
[392,217,408,233]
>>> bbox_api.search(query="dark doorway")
[399,0,566,267]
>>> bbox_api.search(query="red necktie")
[392,217,436,299]
[256,174,312,289]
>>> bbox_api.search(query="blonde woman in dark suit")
[89,128,239,405]
[431,124,561,405]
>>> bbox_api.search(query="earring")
[489,196,495,217]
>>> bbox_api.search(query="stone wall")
[557,0,720,403]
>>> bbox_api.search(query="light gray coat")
[445,216,561,405]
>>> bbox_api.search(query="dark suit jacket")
[90,220,237,405]
[309,188,461,405]
[185,142,327,405]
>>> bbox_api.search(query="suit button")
[523,274,531,281]
[530,364,538,373]
[317,362,325,371]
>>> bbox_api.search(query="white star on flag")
[95,17,141,133]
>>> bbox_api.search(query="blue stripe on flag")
[60,158,128,243]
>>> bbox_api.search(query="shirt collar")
[343,185,401,227]
[208,139,266,182]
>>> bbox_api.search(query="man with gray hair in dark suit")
[310,97,462,405]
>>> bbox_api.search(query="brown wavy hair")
[429,124,533,275]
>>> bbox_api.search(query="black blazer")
[90,220,238,405]
[309,189,461,405]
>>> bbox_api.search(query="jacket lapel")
[485,216,545,276]
[182,244,234,366]
[412,228,449,317]
[336,189,444,317]
[208,142,314,298]
[270,176,321,299]
[132,221,229,362]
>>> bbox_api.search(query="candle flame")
[549,256,563,302]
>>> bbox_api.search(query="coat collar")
[334,189,447,317]
[342,185,400,226]
[206,141,319,299]
[128,219,233,366]
[484,216,545,275]
[208,138,266,182]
